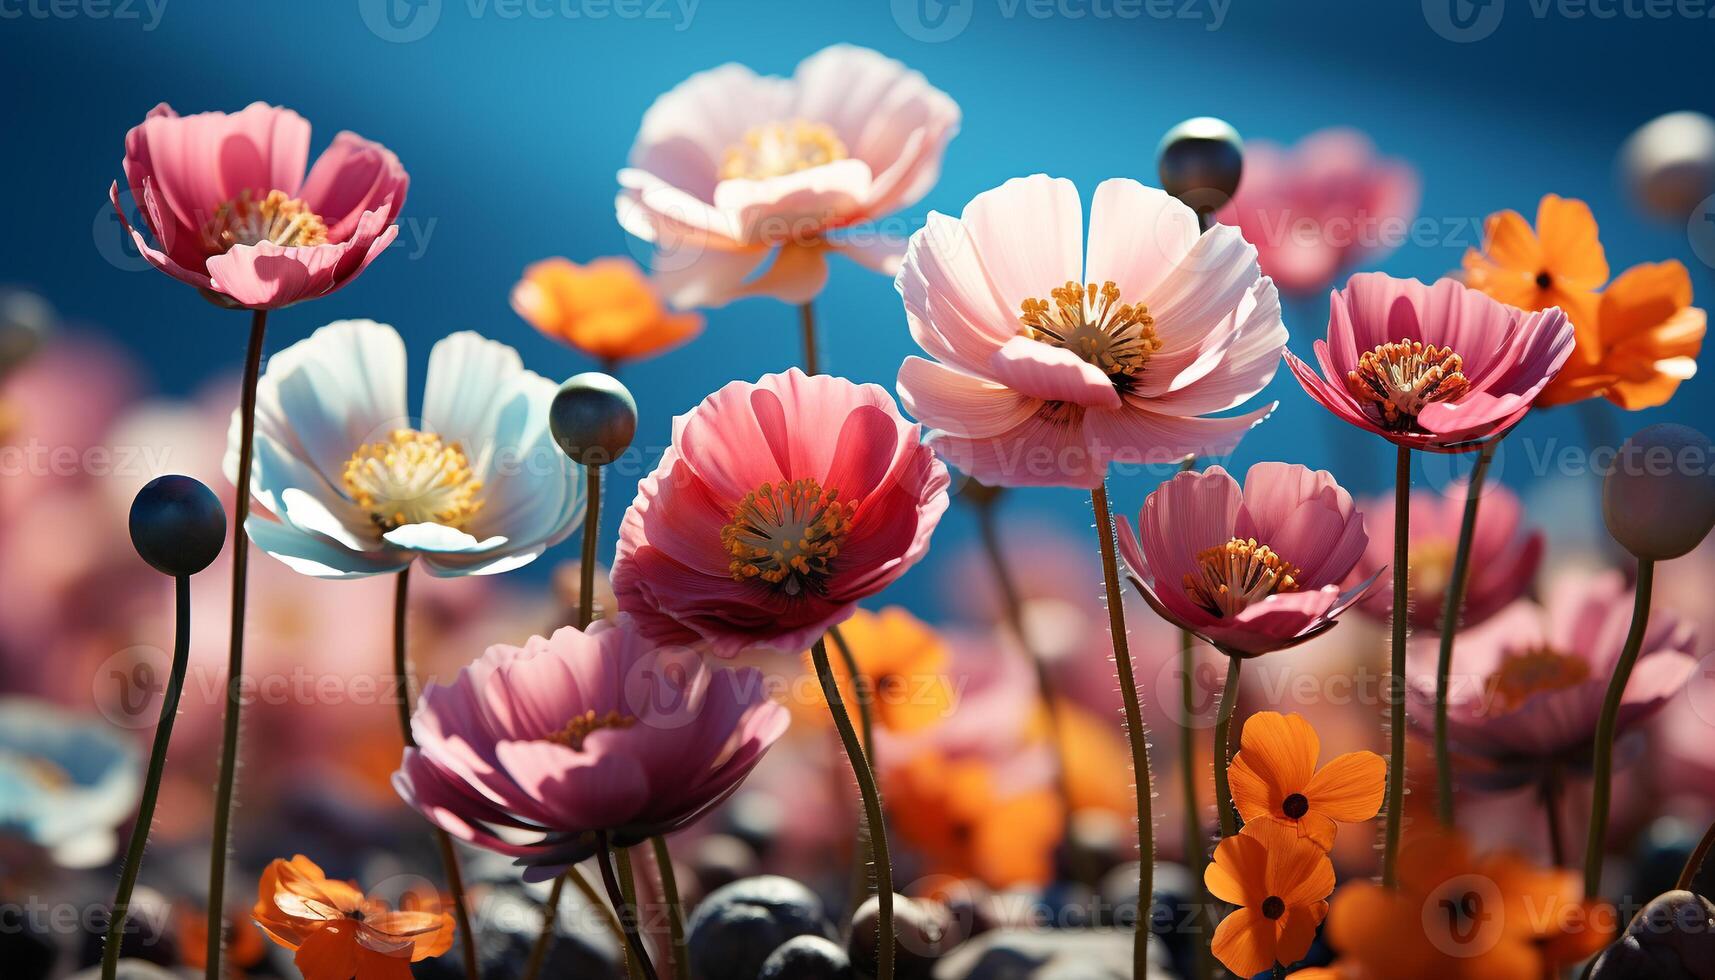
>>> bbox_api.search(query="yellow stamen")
[1484,648,1591,714]
[1344,340,1471,431]
[342,429,484,532]
[1184,537,1302,618]
[1020,280,1162,388]
[543,709,637,751]
[719,120,848,181]
[201,189,328,252]
[720,477,854,596]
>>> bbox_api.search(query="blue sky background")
[4,0,1710,611]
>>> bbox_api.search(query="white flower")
[227,320,584,579]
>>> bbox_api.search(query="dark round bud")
[759,935,852,980]
[1590,890,1715,979]
[129,475,226,576]
[549,372,637,468]
[1157,117,1244,216]
[1603,424,1715,560]
[686,876,833,980]
[848,894,951,980]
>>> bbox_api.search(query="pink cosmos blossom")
[1351,480,1543,632]
[1286,273,1574,452]
[1215,128,1420,295]
[111,103,407,310]
[393,616,789,882]
[617,45,959,308]
[613,369,948,657]
[894,175,1285,489]
[1413,571,1696,784]
[1116,463,1376,657]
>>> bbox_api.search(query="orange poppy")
[1462,194,1607,337]
[885,750,1062,889]
[1539,259,1705,408]
[1205,820,1336,977]
[511,256,703,364]
[802,607,956,737]
[1227,711,1385,851]
[252,855,455,980]
[1323,829,1613,979]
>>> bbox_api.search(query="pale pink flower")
[1351,480,1543,632]
[1216,128,1420,295]
[617,45,959,308]
[1286,273,1574,452]
[111,103,407,309]
[1117,463,1376,657]
[1412,571,1697,785]
[394,616,789,881]
[895,175,1284,489]
[612,369,949,657]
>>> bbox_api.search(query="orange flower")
[1323,829,1614,979]
[1205,820,1336,977]
[802,607,956,737]
[1228,711,1385,851]
[885,750,1062,889]
[1463,194,1607,336]
[252,855,455,980]
[511,256,702,364]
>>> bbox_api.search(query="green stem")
[1212,652,1244,840]
[1090,484,1153,976]
[811,637,894,980]
[1583,559,1656,898]
[393,565,480,980]
[799,303,819,375]
[829,625,876,909]
[103,576,191,980]
[1383,446,1412,889]
[206,309,266,980]
[1180,631,1214,980]
[1676,816,1715,892]
[579,466,602,629]
[598,839,659,980]
[566,867,634,976]
[651,837,690,980]
[1434,438,1498,827]
[1543,766,1566,868]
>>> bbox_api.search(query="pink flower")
[393,616,789,882]
[1285,273,1574,452]
[894,175,1284,489]
[1351,480,1543,632]
[1216,128,1420,295]
[110,103,407,310]
[1116,463,1376,657]
[617,45,959,308]
[1413,571,1696,783]
[613,369,949,657]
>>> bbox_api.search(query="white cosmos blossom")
[226,319,584,579]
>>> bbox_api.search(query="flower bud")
[129,475,226,577]
[1603,424,1715,560]
[1157,117,1243,216]
[1620,111,1715,219]
[549,372,637,468]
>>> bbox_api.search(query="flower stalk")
[1432,438,1498,827]
[1212,651,1244,839]
[1583,559,1656,898]
[1383,445,1411,888]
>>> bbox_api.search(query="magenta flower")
[1116,462,1376,657]
[1286,273,1574,452]
[1413,571,1696,783]
[895,175,1284,489]
[1215,128,1420,295]
[1351,480,1544,632]
[393,616,789,881]
[110,103,407,310]
[613,369,949,657]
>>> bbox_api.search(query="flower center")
[1261,896,1286,920]
[1484,647,1590,714]
[1282,792,1310,820]
[341,429,484,533]
[1344,341,1472,431]
[544,709,636,751]
[1020,281,1162,390]
[721,478,854,597]
[201,189,328,252]
[1183,537,1302,618]
[719,120,849,181]
[1535,271,1554,290]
